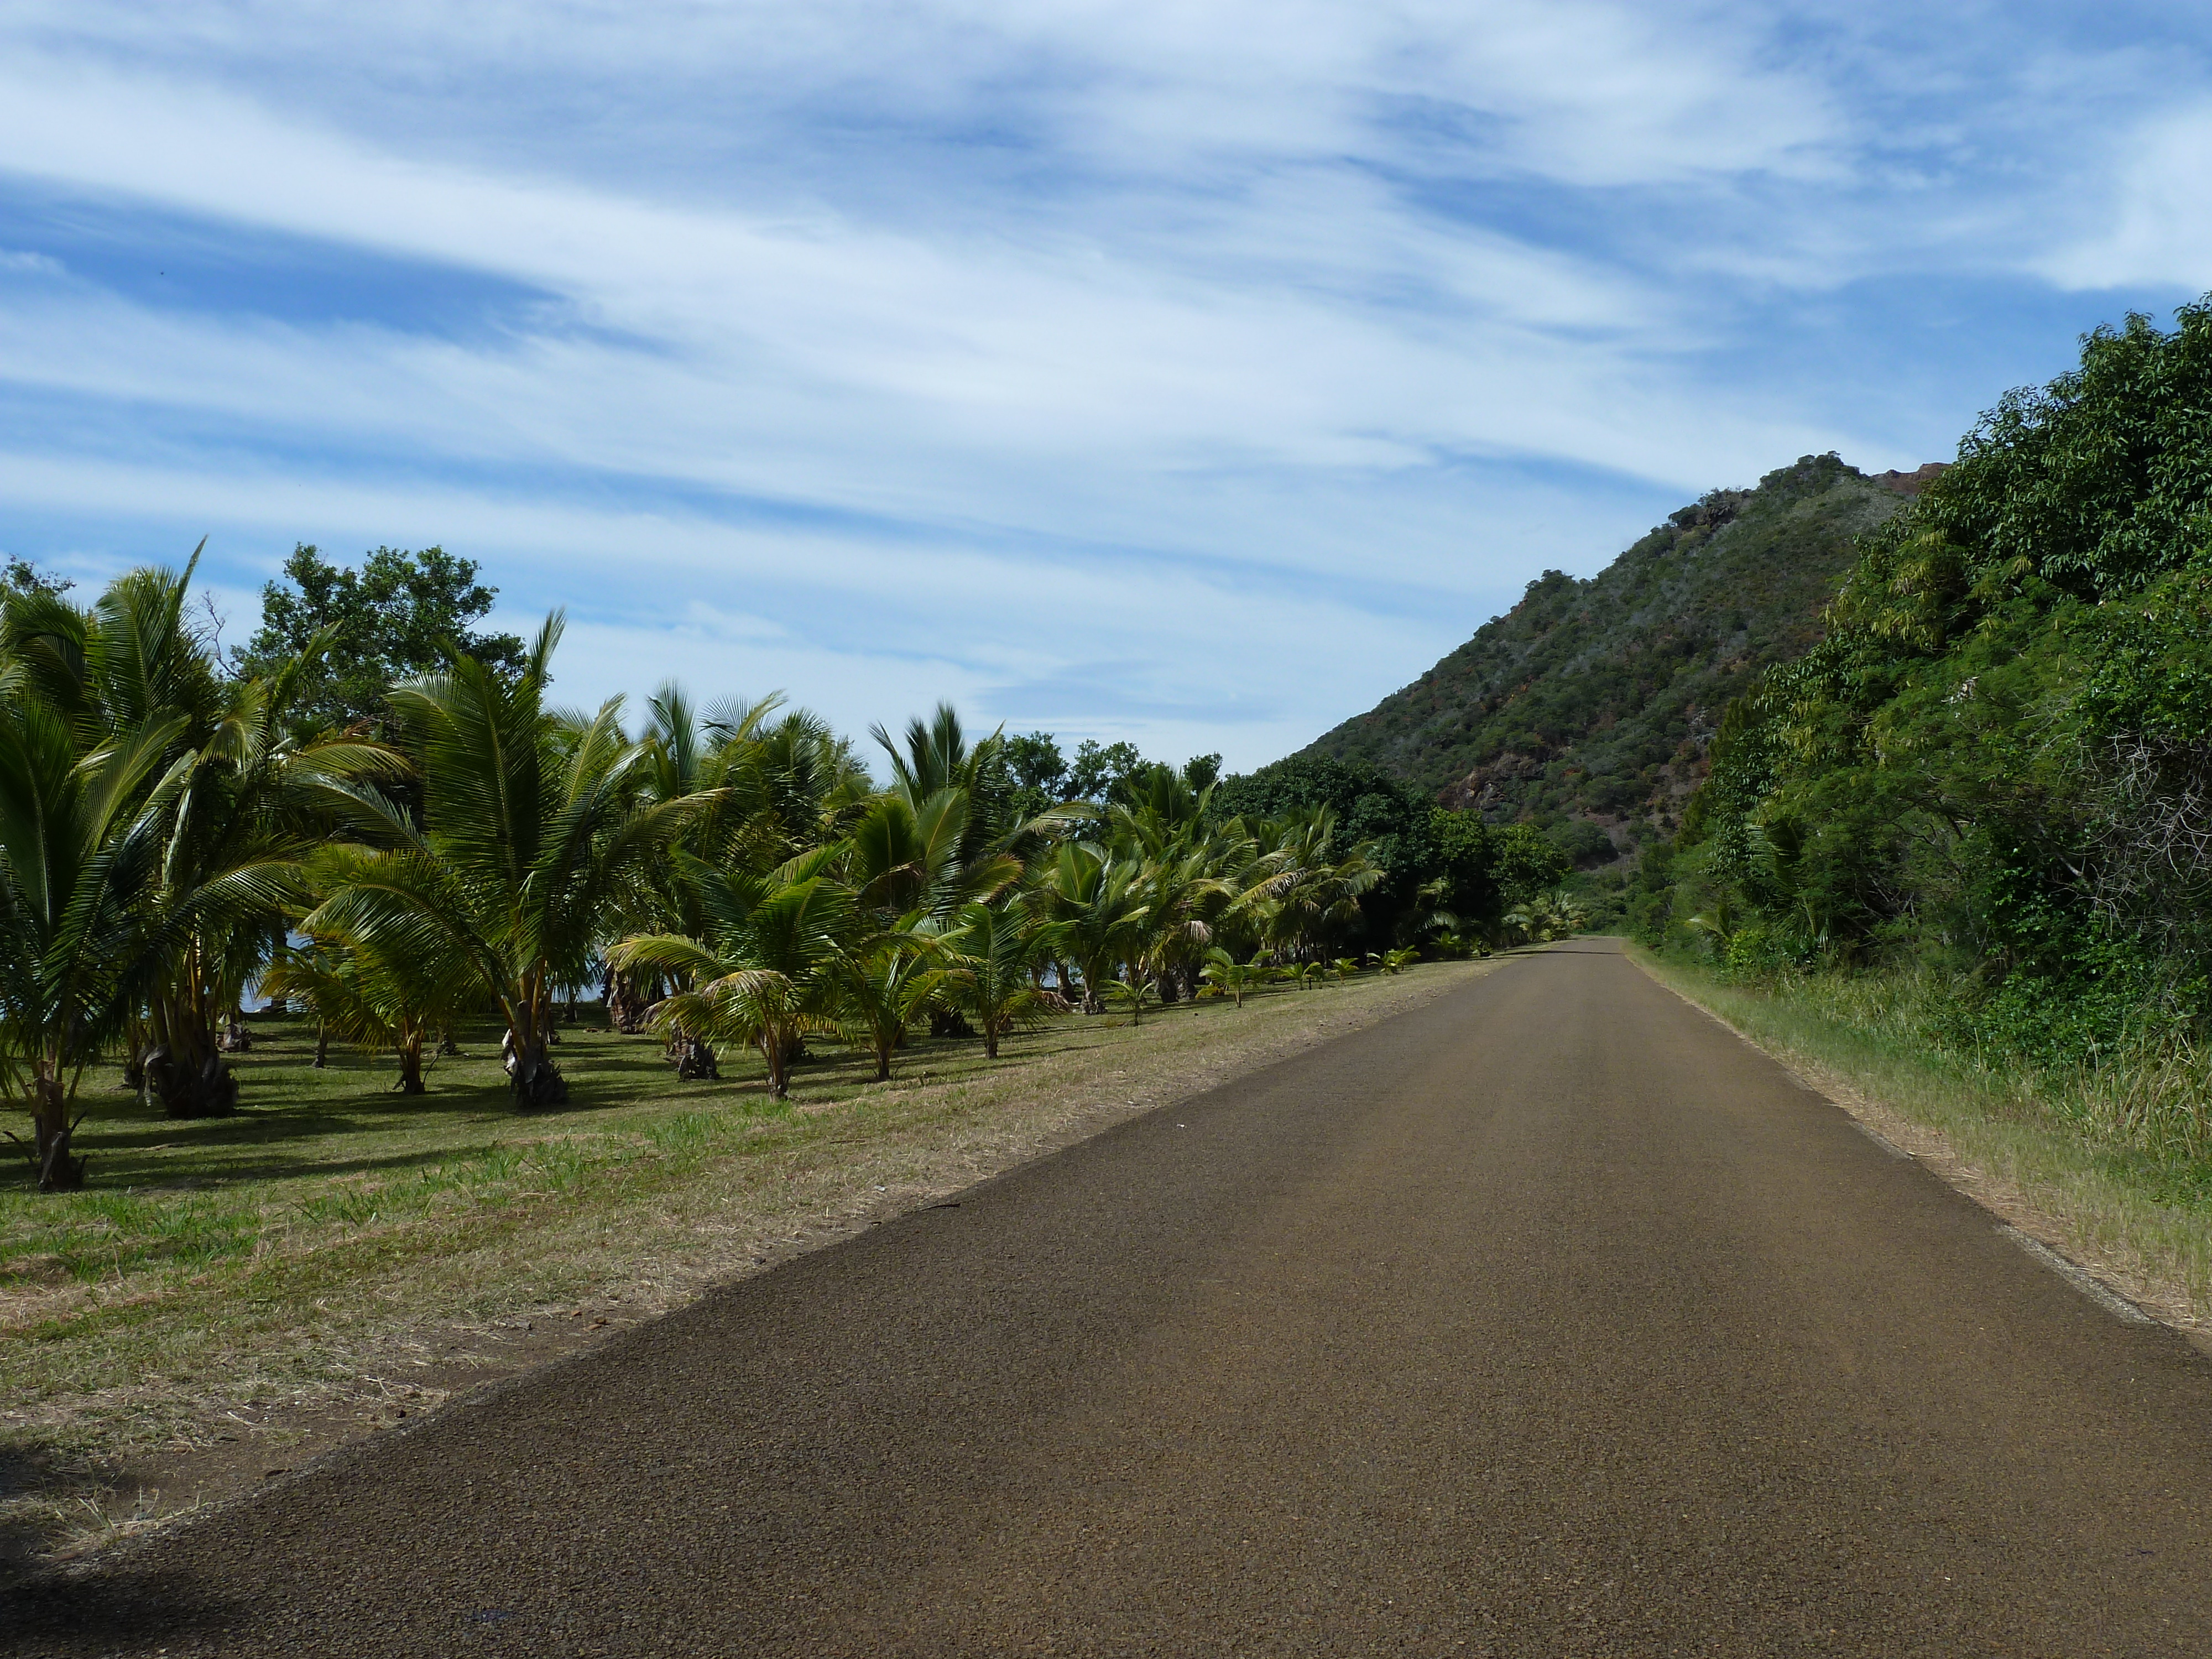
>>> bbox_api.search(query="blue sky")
[2,3,2208,772]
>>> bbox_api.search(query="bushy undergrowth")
[1688,954,2212,1167]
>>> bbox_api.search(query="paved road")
[12,941,2212,1655]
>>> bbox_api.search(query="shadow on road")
[1,1567,243,1655]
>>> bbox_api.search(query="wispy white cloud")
[2039,104,2212,291]
[0,3,2205,767]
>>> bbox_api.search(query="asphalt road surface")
[12,941,2212,1656]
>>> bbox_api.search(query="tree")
[307,617,692,1108]
[4,553,398,1120]
[1043,842,1150,1013]
[1069,738,1146,801]
[258,905,470,1095]
[233,544,526,737]
[2,556,70,597]
[0,699,185,1187]
[935,899,1063,1058]
[138,664,404,1117]
[1236,807,1381,962]
[1005,732,1068,822]
[1199,947,1265,1008]
[824,926,944,1081]
[613,854,853,1099]
[1103,973,1159,1025]
[1211,755,1432,952]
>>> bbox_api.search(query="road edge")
[1619,942,2210,1353]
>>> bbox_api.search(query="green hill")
[1297,453,1931,864]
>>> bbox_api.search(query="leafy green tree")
[259,900,472,1095]
[1657,298,2212,1061]
[1005,731,1068,821]
[139,666,402,1117]
[6,555,398,1119]
[613,855,852,1099]
[2,556,70,597]
[1068,738,1146,801]
[823,927,943,1082]
[1103,973,1160,1025]
[1211,755,1432,952]
[1199,947,1265,1007]
[1042,842,1150,1013]
[233,544,526,735]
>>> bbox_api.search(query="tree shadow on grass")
[0,1439,84,1583]
[1,1443,241,1654]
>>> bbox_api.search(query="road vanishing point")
[10,940,2212,1655]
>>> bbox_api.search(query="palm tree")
[611,854,853,1098]
[602,682,791,1034]
[307,617,697,1107]
[259,933,452,1095]
[934,899,1064,1059]
[0,699,186,1188]
[1237,807,1381,964]
[823,924,943,1081]
[1199,946,1266,1008]
[846,789,1018,920]
[6,556,406,1117]
[1103,973,1160,1026]
[1042,842,1150,1013]
[1133,846,1237,1001]
[138,665,405,1116]
[269,847,479,1095]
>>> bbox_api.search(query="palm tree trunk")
[145,984,238,1119]
[671,1036,718,1079]
[122,1012,149,1091]
[604,968,653,1035]
[504,977,568,1108]
[395,1027,426,1094]
[30,1068,86,1192]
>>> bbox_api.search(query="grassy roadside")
[1628,944,2212,1333]
[2,957,1498,1570]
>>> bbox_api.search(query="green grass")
[1630,946,2212,1324]
[4,1013,762,1316]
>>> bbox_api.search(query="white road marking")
[1998,1225,2154,1325]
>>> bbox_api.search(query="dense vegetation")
[1639,298,2212,1156]
[1301,456,1916,869]
[0,557,1574,1194]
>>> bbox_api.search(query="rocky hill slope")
[1297,453,1931,863]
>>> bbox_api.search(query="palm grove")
[1,544,1571,1192]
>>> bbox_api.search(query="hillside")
[1298,453,1929,863]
